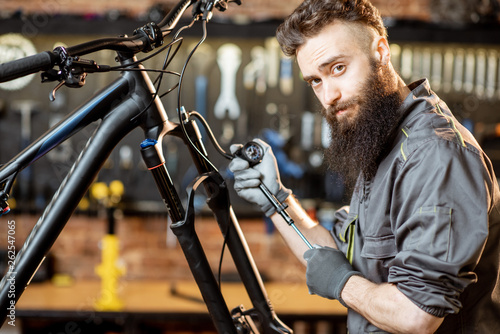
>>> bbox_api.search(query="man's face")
[296,21,374,127]
[297,21,404,187]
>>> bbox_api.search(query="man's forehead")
[296,22,366,63]
[298,21,376,55]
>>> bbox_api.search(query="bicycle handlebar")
[0,0,221,83]
[0,51,58,83]
[158,0,197,30]
[66,0,197,57]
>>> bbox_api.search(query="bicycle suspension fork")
[141,129,239,333]
[140,109,291,333]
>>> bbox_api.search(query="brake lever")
[192,0,242,21]
[217,0,242,11]
[42,46,111,101]
[42,59,88,102]
[234,141,313,249]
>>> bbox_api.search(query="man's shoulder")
[400,99,481,158]
[400,79,477,148]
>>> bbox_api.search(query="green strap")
[339,216,357,265]
[400,127,409,161]
[346,223,355,264]
[436,104,466,147]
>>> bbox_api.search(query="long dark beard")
[324,62,404,191]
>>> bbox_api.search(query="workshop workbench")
[5,280,347,333]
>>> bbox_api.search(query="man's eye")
[309,78,321,87]
[333,65,345,75]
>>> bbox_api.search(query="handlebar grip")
[0,51,57,83]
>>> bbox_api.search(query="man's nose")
[322,79,341,107]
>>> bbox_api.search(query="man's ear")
[373,36,391,65]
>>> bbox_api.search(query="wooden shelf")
[16,279,346,315]
[6,280,347,333]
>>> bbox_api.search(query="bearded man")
[229,0,500,333]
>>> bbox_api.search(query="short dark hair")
[276,0,387,57]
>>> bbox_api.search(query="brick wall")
[0,214,306,283]
[0,0,431,21]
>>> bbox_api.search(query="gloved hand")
[303,246,361,307]
[229,138,291,217]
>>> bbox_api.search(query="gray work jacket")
[331,79,500,333]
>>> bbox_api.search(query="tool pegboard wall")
[1,23,500,215]
[0,31,322,215]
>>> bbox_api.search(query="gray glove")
[229,138,291,217]
[303,246,361,307]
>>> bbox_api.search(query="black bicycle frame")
[0,49,291,333]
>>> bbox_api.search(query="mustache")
[323,97,360,116]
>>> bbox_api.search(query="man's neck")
[389,63,410,99]
[397,77,411,99]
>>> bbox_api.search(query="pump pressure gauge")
[235,141,264,166]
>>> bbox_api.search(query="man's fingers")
[234,168,261,181]
[230,144,243,155]
[229,157,250,172]
[234,179,261,190]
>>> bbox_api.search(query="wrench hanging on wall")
[265,38,280,89]
[464,49,476,94]
[400,46,413,81]
[431,48,443,92]
[190,42,215,144]
[190,43,215,121]
[421,48,432,82]
[486,50,498,100]
[453,49,465,93]
[12,100,39,209]
[411,47,422,83]
[442,49,454,94]
[390,44,401,74]
[300,111,314,151]
[279,54,294,96]
[214,43,242,120]
[243,45,267,95]
[475,49,486,98]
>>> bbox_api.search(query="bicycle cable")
[129,18,196,124]
[173,13,246,290]
[155,21,197,84]
[190,111,233,160]
[152,19,197,90]
[176,19,218,170]
[115,12,234,290]
[104,37,182,72]
[113,4,237,290]
[97,6,236,290]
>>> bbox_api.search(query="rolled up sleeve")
[388,139,491,317]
